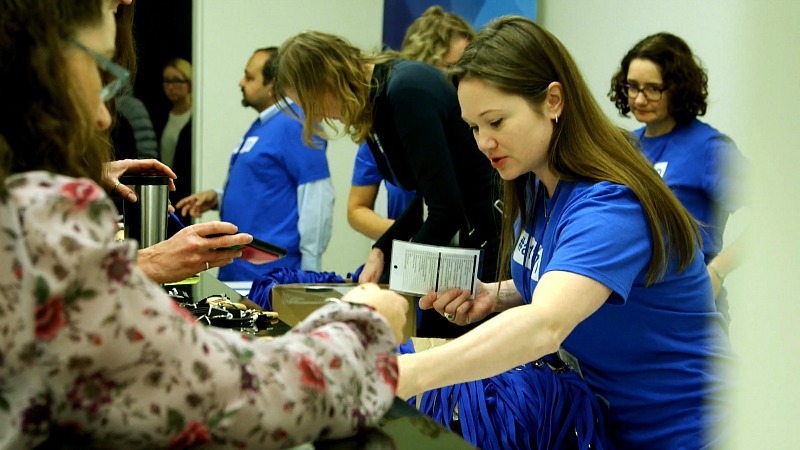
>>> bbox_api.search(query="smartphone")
[240,237,286,265]
[210,234,287,265]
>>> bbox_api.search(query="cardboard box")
[271,283,417,340]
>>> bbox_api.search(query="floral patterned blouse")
[0,172,399,449]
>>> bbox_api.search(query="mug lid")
[119,174,171,186]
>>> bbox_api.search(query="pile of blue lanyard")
[398,341,615,449]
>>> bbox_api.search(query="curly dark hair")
[609,32,708,125]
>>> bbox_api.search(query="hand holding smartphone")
[166,213,285,265]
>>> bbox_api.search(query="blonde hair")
[163,57,192,87]
[273,31,378,145]
[400,6,475,67]
[451,16,700,285]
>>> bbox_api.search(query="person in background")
[348,5,474,241]
[398,5,474,70]
[609,32,747,321]
[273,30,502,338]
[176,48,334,279]
[112,90,159,160]
[0,1,407,447]
[156,57,193,234]
[396,16,731,449]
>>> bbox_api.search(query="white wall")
[541,1,800,448]
[193,0,384,277]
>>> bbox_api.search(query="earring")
[555,115,559,124]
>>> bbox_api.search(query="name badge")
[239,136,259,154]
[653,161,668,178]
[513,230,542,281]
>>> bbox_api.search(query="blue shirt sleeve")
[351,142,384,186]
[703,134,747,214]
[297,178,335,271]
[546,184,652,303]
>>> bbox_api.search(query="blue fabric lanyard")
[247,267,345,310]
[397,338,616,450]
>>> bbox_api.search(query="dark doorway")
[131,0,193,129]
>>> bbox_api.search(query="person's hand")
[707,264,723,299]
[418,280,495,326]
[342,283,408,344]
[175,190,218,218]
[103,159,178,202]
[358,247,385,284]
[136,221,253,284]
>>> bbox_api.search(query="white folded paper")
[388,240,482,297]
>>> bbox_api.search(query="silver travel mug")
[121,175,169,249]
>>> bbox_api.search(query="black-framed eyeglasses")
[71,39,131,102]
[620,83,668,101]
[162,79,189,85]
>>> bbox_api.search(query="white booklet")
[388,240,482,297]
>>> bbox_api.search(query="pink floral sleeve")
[0,172,398,449]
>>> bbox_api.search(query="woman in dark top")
[155,58,193,235]
[273,31,501,338]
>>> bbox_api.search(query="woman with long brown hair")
[396,16,731,449]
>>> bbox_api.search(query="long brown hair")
[105,2,137,157]
[272,31,385,146]
[0,0,108,189]
[115,2,138,80]
[451,16,700,285]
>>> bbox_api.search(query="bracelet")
[708,263,726,282]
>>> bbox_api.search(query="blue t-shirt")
[511,179,731,449]
[352,142,416,220]
[218,104,330,281]
[636,119,746,262]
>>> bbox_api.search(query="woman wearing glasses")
[157,57,194,232]
[609,33,747,321]
[0,1,408,446]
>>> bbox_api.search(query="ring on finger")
[443,312,456,322]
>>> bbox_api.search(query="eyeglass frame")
[70,39,131,102]
[620,82,669,101]
[162,78,190,86]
